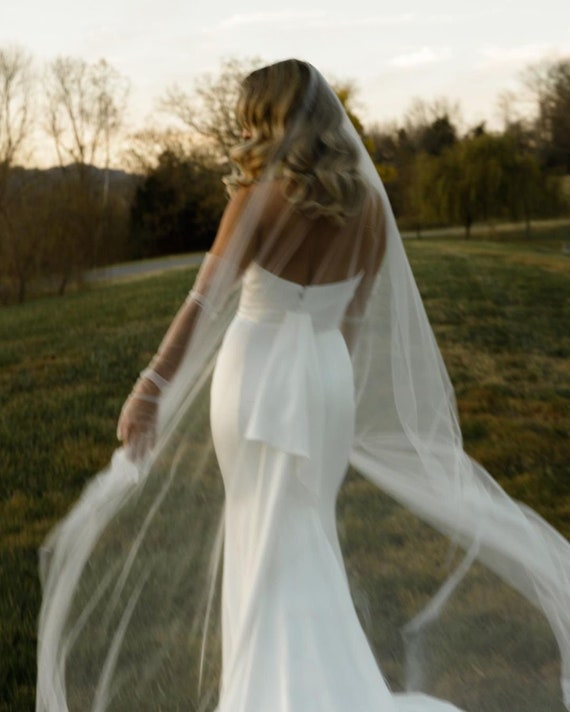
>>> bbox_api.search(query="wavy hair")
[225,59,366,224]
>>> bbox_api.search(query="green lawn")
[1,236,569,711]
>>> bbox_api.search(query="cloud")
[389,47,452,69]
[220,11,326,28]
[333,13,417,28]
[477,44,552,68]
[215,11,417,32]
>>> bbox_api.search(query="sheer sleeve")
[116,186,256,455]
[143,184,257,387]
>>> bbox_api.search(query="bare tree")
[122,126,218,175]
[0,46,33,178]
[521,57,570,171]
[123,127,183,175]
[160,57,368,164]
[159,57,263,162]
[43,56,130,285]
[496,90,520,129]
[0,46,36,302]
[45,56,129,171]
[402,97,462,150]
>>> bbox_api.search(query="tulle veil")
[36,61,570,712]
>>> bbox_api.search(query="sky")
[2,0,570,165]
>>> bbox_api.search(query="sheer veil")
[36,61,570,712]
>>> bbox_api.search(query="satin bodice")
[219,261,363,469]
[237,262,363,331]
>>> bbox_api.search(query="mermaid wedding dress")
[36,62,570,711]
[210,261,462,712]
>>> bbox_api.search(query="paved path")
[86,218,570,284]
[401,217,570,239]
[85,253,205,283]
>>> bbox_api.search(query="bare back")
[253,179,386,286]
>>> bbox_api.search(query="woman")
[37,61,570,712]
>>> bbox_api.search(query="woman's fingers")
[116,394,157,461]
[124,425,156,462]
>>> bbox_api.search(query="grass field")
[1,233,569,710]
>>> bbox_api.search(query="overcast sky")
[3,0,570,161]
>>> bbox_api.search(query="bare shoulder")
[221,180,287,227]
[221,184,255,222]
[213,185,254,237]
[209,184,258,261]
[256,177,289,209]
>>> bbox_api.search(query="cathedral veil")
[36,61,570,712]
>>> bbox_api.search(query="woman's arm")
[117,185,257,458]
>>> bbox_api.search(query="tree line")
[0,50,569,303]
[367,95,567,237]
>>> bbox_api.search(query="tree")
[402,97,461,155]
[43,56,130,287]
[0,47,33,179]
[45,56,129,171]
[419,116,457,157]
[0,46,36,302]
[161,58,368,165]
[122,125,222,177]
[426,132,551,237]
[129,149,226,258]
[0,171,44,302]
[506,152,543,234]
[522,57,570,172]
[366,100,461,230]
[160,57,263,163]
[365,124,411,220]
[331,80,365,136]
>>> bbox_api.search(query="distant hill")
[9,163,142,194]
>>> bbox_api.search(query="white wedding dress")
[209,261,463,712]
[35,61,570,708]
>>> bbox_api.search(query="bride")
[36,60,570,712]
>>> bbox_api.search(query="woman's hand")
[117,379,160,462]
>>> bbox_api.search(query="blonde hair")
[226,59,366,224]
